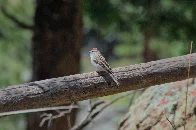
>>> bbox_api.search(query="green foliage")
[83,0,196,63]
[0,0,34,129]
[150,39,187,58]
[0,0,34,87]
[0,115,26,130]
[84,0,120,30]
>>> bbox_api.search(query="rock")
[119,79,196,130]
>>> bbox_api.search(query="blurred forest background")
[0,0,195,130]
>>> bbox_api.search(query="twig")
[165,115,176,130]
[0,105,77,117]
[75,100,105,129]
[118,91,140,129]
[39,104,77,127]
[67,114,72,130]
[90,100,106,111]
[1,7,34,30]
[47,115,53,130]
[71,91,136,130]
[88,99,93,111]
[184,41,193,130]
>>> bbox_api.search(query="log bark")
[0,53,196,113]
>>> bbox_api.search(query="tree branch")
[0,53,196,113]
[0,105,78,117]
[71,91,135,130]
[1,7,34,30]
[39,103,77,127]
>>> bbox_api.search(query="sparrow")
[89,48,120,86]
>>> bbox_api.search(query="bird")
[89,48,120,86]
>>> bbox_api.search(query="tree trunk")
[27,0,82,130]
[142,0,158,62]
[143,27,157,62]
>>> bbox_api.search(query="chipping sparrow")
[89,48,120,86]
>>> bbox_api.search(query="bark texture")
[0,53,196,113]
[28,0,82,130]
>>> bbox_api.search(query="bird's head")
[89,48,100,57]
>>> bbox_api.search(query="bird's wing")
[93,54,113,74]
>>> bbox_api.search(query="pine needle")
[184,41,193,130]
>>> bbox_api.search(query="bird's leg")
[96,70,105,76]
[96,71,112,86]
[96,71,106,84]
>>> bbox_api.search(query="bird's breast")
[91,60,105,71]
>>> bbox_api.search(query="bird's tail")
[110,73,120,86]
